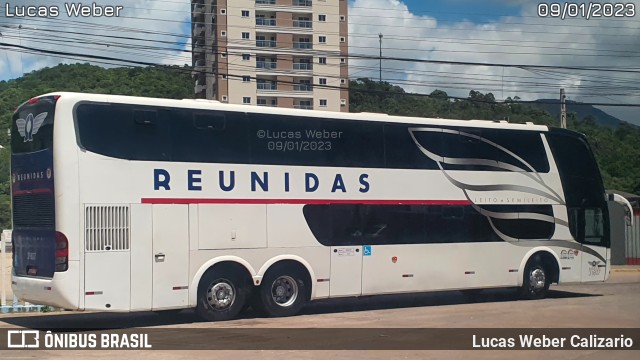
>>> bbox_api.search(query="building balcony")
[293,0,312,6]
[192,24,205,37]
[292,20,312,28]
[257,61,277,69]
[257,83,278,91]
[192,3,205,16]
[294,105,313,110]
[257,97,278,107]
[293,84,313,92]
[256,40,277,47]
[293,63,312,71]
[256,0,312,9]
[192,60,206,76]
[256,18,276,26]
[293,42,312,49]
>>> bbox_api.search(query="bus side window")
[133,109,170,161]
[442,206,464,220]
[584,208,604,244]
[568,207,580,240]
[134,110,157,125]
[194,113,225,130]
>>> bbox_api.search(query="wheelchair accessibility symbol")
[363,245,372,256]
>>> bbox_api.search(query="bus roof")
[43,92,550,132]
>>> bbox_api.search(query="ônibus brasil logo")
[16,112,48,142]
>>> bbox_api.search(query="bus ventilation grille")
[84,205,130,251]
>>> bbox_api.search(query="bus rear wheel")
[196,270,247,321]
[256,265,308,317]
[520,258,550,300]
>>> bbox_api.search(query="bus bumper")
[11,260,80,310]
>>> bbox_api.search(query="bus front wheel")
[196,269,248,321]
[256,264,308,317]
[520,258,550,300]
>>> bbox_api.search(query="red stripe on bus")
[141,198,471,205]
[13,188,53,195]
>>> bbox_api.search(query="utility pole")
[560,88,566,128]
[378,33,383,83]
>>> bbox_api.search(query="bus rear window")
[11,96,57,154]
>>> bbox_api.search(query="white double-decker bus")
[11,93,631,321]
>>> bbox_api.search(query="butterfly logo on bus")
[16,112,48,142]
[407,126,566,242]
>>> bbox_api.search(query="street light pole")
[378,33,383,83]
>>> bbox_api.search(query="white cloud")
[0,0,638,123]
[348,0,640,123]
[0,0,191,80]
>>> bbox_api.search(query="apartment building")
[191,0,349,112]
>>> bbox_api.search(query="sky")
[0,0,639,125]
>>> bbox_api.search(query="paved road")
[0,270,639,359]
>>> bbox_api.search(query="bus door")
[546,132,609,282]
[577,207,608,282]
[328,205,365,297]
[152,204,190,309]
[329,245,363,297]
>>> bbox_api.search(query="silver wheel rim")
[206,280,235,311]
[529,268,546,291]
[271,275,298,307]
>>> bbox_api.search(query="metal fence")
[1,230,44,313]
[625,212,640,265]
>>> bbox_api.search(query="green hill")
[0,66,638,229]
[349,78,640,195]
[530,99,626,128]
[0,63,194,228]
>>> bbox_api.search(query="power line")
[5,7,640,39]
[3,32,640,95]
[3,40,640,107]
[5,25,636,95]
[9,16,640,49]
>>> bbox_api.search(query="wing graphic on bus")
[408,127,568,242]
[16,117,26,138]
[15,112,47,142]
[31,112,48,136]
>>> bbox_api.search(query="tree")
[349,78,640,195]
[429,89,448,100]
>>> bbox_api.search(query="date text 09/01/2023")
[537,2,635,19]
[4,3,123,18]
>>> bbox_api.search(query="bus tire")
[257,265,308,317]
[520,257,550,300]
[196,269,248,321]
